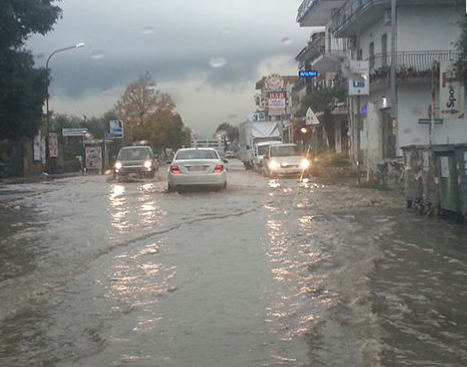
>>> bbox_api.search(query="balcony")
[312,36,348,72]
[368,50,460,84]
[330,0,449,37]
[297,0,347,27]
[330,0,391,36]
[295,34,326,69]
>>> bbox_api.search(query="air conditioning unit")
[384,8,391,25]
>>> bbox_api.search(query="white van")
[262,143,310,177]
[252,140,282,172]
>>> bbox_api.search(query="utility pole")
[390,0,397,156]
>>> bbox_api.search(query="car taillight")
[213,164,224,173]
[170,165,182,174]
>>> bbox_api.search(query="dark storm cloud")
[27,0,312,131]
[47,39,295,99]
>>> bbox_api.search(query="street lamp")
[45,42,85,173]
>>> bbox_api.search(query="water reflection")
[264,206,320,363]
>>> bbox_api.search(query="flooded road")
[1,160,467,367]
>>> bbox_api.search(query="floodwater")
[1,160,466,367]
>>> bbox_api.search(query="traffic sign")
[306,107,320,125]
[299,70,318,77]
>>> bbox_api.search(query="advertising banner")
[268,91,286,116]
[348,61,369,96]
[34,132,46,163]
[49,133,58,158]
[249,112,266,122]
[440,61,464,119]
[85,146,102,170]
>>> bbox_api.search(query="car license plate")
[189,165,204,172]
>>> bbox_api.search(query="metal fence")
[367,50,460,79]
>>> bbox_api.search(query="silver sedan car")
[167,148,227,192]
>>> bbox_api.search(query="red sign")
[268,91,286,116]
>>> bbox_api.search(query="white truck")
[238,120,282,169]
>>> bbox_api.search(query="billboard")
[268,91,286,116]
[348,61,369,96]
[440,61,464,119]
[109,120,124,138]
[85,146,102,170]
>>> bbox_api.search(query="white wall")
[397,84,467,150]
[397,5,462,51]
[358,20,392,61]
[357,4,461,62]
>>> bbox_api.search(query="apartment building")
[297,0,465,178]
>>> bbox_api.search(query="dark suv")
[113,146,158,179]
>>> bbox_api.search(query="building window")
[381,34,388,67]
[382,109,396,158]
[369,42,375,70]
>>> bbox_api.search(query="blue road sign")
[299,70,318,77]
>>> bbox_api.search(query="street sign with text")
[299,70,318,77]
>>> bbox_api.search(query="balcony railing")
[367,50,460,82]
[330,0,388,33]
[297,0,319,23]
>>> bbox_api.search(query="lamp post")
[45,42,85,173]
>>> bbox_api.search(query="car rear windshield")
[270,145,299,157]
[176,150,219,160]
[118,148,152,160]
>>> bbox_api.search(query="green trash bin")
[433,145,459,215]
[454,144,467,222]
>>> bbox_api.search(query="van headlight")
[114,161,122,170]
[300,159,310,169]
[269,161,279,170]
[143,160,153,168]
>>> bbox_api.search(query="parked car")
[167,148,227,191]
[113,145,158,179]
[262,143,310,177]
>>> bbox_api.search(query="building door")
[381,34,387,67]
[382,109,396,158]
[369,42,375,70]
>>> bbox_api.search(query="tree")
[215,122,239,143]
[297,86,346,149]
[115,73,189,154]
[0,0,62,140]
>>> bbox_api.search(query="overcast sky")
[27,0,318,136]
